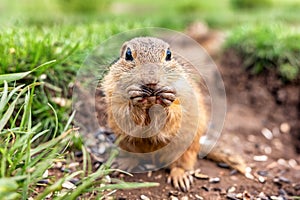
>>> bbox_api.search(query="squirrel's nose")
[141,65,160,86]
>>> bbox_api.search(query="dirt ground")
[71,26,300,199]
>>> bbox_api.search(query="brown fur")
[102,37,208,191]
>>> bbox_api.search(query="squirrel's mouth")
[128,85,176,107]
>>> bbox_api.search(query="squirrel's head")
[110,37,185,87]
[106,37,189,109]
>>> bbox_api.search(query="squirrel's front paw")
[167,167,193,192]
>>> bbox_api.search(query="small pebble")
[230,169,238,175]
[288,159,298,168]
[247,135,256,142]
[209,177,220,184]
[170,196,179,200]
[278,176,291,184]
[98,145,106,154]
[235,193,243,199]
[264,146,272,154]
[227,186,236,193]
[272,127,280,137]
[195,194,203,200]
[97,134,106,141]
[201,185,209,191]
[61,167,71,173]
[245,167,254,180]
[273,177,281,185]
[181,196,188,200]
[280,123,290,133]
[257,170,268,177]
[68,162,79,169]
[140,195,150,200]
[294,183,300,190]
[37,179,49,185]
[226,193,239,200]
[243,191,251,200]
[270,196,285,200]
[62,181,76,189]
[258,176,266,183]
[267,161,278,169]
[194,173,209,180]
[42,170,49,178]
[74,151,83,157]
[277,159,288,167]
[69,178,80,185]
[105,175,111,183]
[154,174,162,179]
[258,192,267,199]
[253,155,268,162]
[54,162,63,168]
[279,188,287,196]
[273,139,283,150]
[217,162,230,169]
[261,128,273,140]
[169,191,180,197]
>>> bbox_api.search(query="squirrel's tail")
[200,137,254,179]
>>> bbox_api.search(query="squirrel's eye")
[125,47,134,61]
[166,49,171,61]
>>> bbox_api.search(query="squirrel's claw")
[168,167,193,192]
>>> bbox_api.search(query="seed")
[62,181,76,189]
[42,170,49,178]
[280,123,290,133]
[194,173,209,180]
[170,196,179,200]
[181,196,189,200]
[264,146,272,154]
[258,176,266,183]
[140,195,150,200]
[261,128,273,140]
[227,186,236,193]
[209,177,220,184]
[288,159,298,168]
[195,194,204,200]
[226,193,239,200]
[235,193,243,199]
[253,155,268,162]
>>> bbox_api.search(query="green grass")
[0,21,151,135]
[0,18,157,199]
[224,23,300,81]
[0,72,158,199]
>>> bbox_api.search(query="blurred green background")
[1,0,300,28]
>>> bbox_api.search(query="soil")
[71,26,300,199]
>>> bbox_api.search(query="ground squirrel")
[102,37,209,191]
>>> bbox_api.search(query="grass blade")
[0,60,56,85]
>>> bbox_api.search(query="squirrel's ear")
[120,42,128,57]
